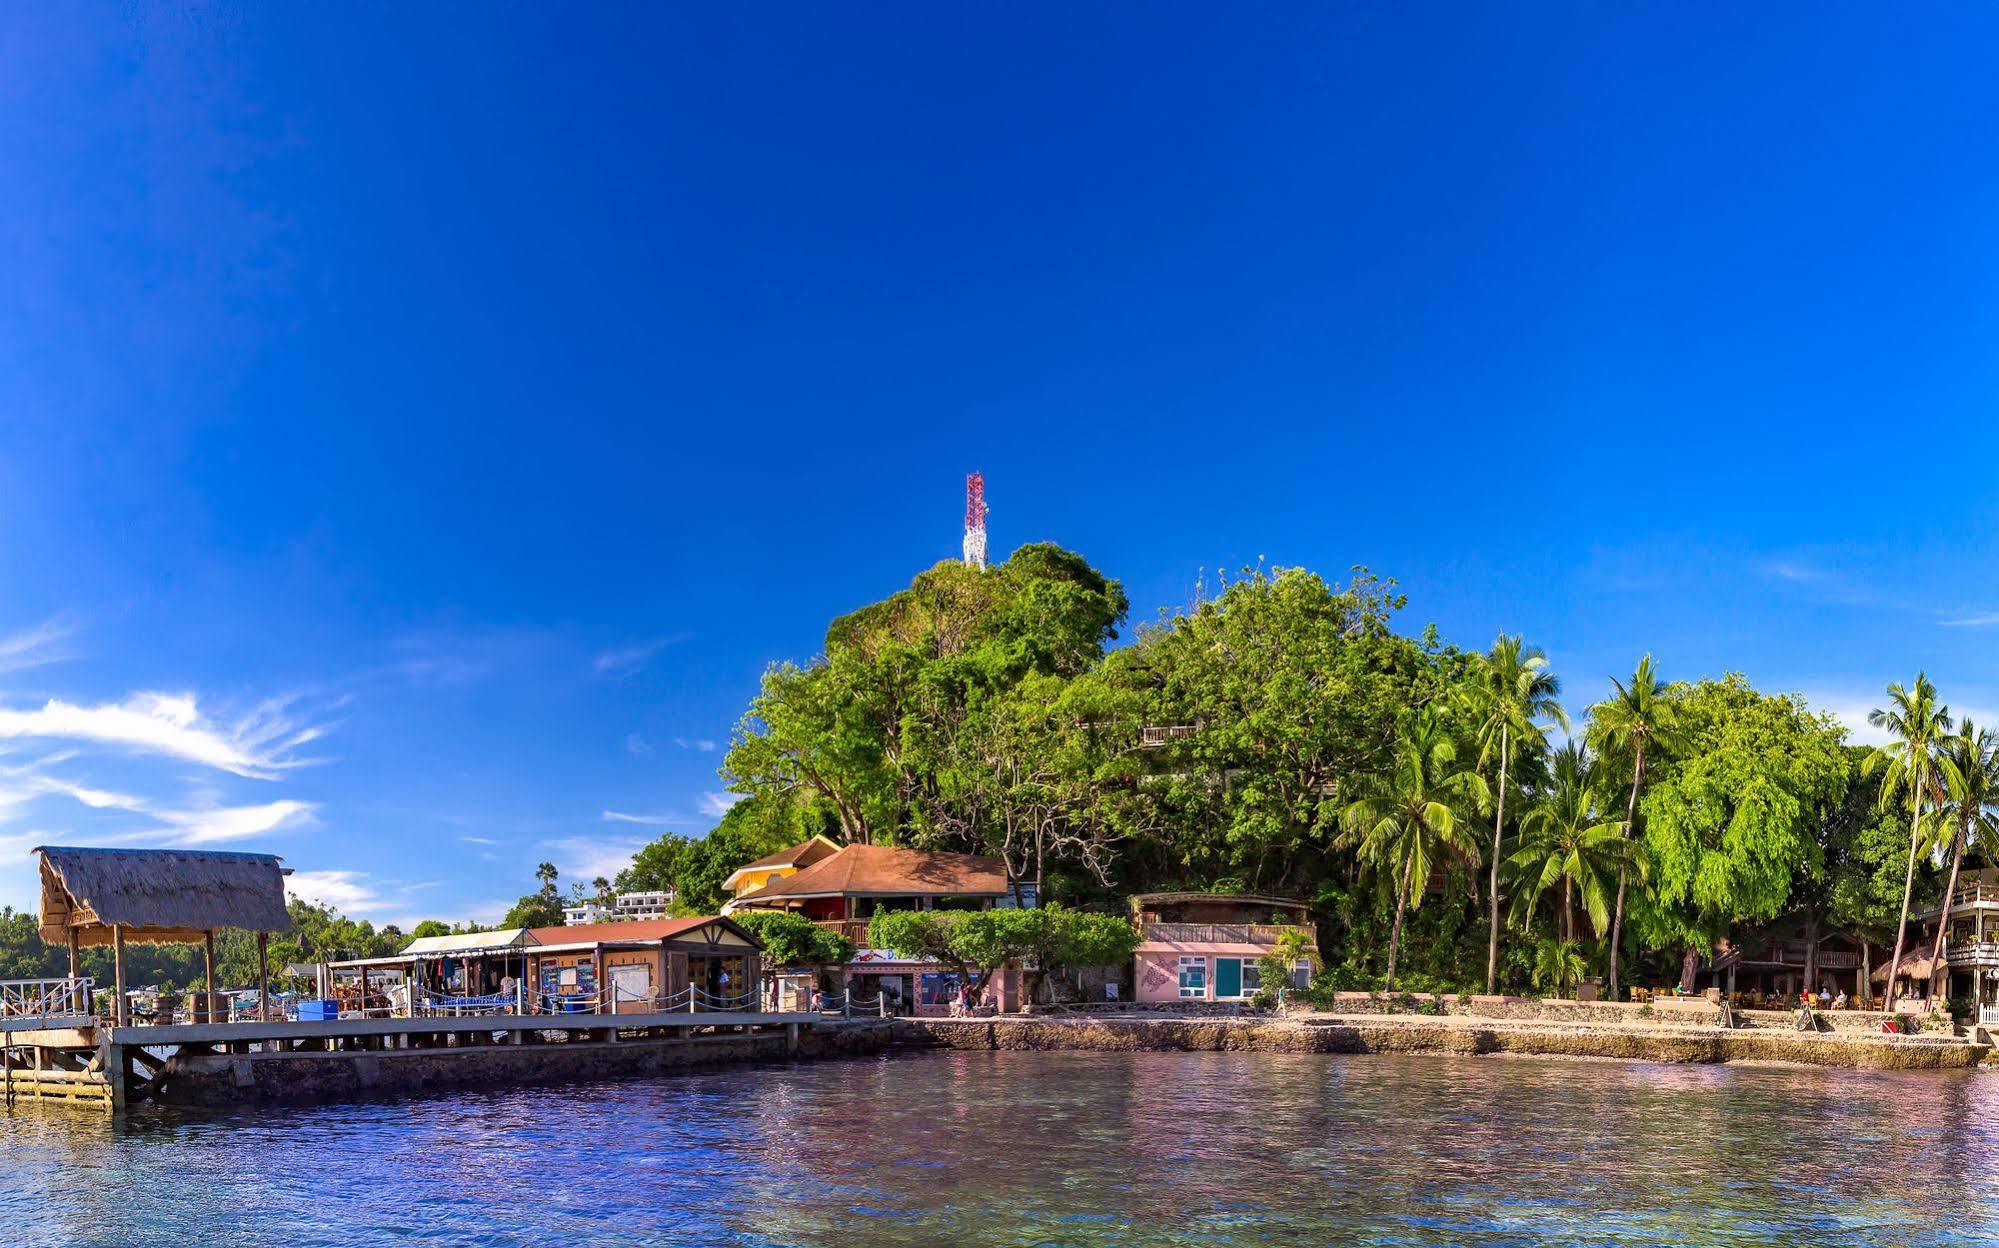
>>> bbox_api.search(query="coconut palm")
[1338,713,1484,990]
[1467,635,1568,994]
[1586,655,1683,1001]
[1506,744,1639,992]
[1530,936,1590,998]
[1863,673,1953,1009]
[1926,722,1999,996]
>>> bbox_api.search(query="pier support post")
[112,924,129,1027]
[257,932,271,1024]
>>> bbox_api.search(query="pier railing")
[0,977,93,1019]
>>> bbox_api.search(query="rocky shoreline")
[895,1013,1992,1071]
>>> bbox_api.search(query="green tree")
[1863,673,1953,1008]
[1638,676,1849,991]
[1586,654,1681,1001]
[1106,566,1434,895]
[1338,712,1484,990]
[724,545,1127,848]
[1506,743,1636,991]
[409,920,452,941]
[731,910,855,971]
[866,908,1039,1001]
[1466,635,1567,994]
[1256,926,1321,1007]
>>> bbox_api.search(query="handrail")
[0,977,93,1019]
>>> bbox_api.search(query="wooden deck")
[2,1010,828,1113]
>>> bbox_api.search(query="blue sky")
[2,8,1997,926]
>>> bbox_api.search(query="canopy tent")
[35,845,293,1026]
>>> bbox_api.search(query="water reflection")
[0,1052,1992,1247]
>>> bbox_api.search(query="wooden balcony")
[811,919,873,945]
[1140,922,1317,947]
[1946,941,1999,968]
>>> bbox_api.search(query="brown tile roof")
[737,844,1009,902]
[528,915,758,947]
[728,836,841,877]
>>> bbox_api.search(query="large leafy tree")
[1466,635,1566,994]
[1338,712,1483,990]
[866,906,1136,1002]
[1585,655,1681,1000]
[1637,675,1850,990]
[724,544,1126,847]
[1863,673,1953,1008]
[1106,566,1435,895]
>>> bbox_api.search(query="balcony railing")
[812,920,874,945]
[1947,941,1999,967]
[1937,884,1999,910]
[1141,922,1317,947]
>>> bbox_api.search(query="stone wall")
[159,1020,896,1106]
[895,1016,1986,1071]
[1316,992,1913,1035]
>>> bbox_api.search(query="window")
[1239,960,1262,995]
[1178,956,1207,998]
[1291,961,1313,991]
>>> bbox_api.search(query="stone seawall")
[160,1020,897,1106]
[896,1016,1988,1072]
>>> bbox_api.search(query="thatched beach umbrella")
[35,846,292,1026]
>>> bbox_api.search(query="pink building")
[1130,893,1317,1004]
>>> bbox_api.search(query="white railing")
[0,978,93,1019]
[1981,1005,1999,1028]
[414,989,521,1018]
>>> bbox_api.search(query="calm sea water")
[0,1050,1992,1246]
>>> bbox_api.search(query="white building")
[561,888,676,926]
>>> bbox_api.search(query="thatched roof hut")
[1870,951,1939,984]
[36,846,292,949]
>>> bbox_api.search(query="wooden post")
[67,929,79,980]
[257,932,271,1023]
[594,947,606,1015]
[112,924,129,1028]
[203,930,217,1023]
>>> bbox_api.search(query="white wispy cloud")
[602,810,681,826]
[1942,612,1999,629]
[0,618,76,675]
[543,835,645,885]
[624,732,654,756]
[164,799,317,845]
[287,869,380,914]
[0,692,321,779]
[673,736,718,753]
[698,791,743,818]
[1757,560,1828,584]
[459,835,497,846]
[592,635,685,678]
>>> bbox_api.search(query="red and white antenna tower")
[963,472,989,571]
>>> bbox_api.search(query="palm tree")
[1586,655,1682,1001]
[1863,673,1952,1009]
[1468,635,1568,994]
[1338,713,1484,990]
[1926,722,1999,999]
[1506,744,1639,994]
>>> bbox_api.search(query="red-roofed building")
[525,915,764,1014]
[724,842,1025,1014]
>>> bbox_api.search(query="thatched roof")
[1870,951,1939,983]
[36,846,293,948]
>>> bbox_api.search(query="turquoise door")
[1215,957,1241,999]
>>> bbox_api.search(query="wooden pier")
[2,1009,854,1113]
